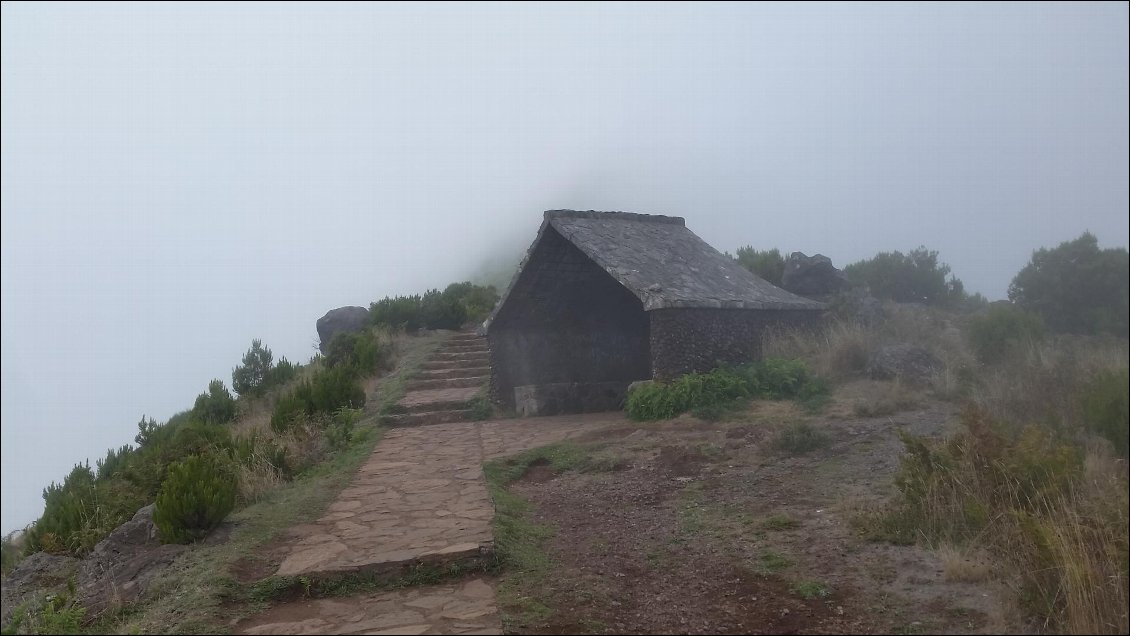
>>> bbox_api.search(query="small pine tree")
[153,454,236,544]
[232,339,274,397]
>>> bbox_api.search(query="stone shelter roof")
[486,210,824,331]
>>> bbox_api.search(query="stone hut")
[484,210,824,416]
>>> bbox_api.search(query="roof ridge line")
[543,209,685,226]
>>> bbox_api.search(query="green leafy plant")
[154,454,237,544]
[625,359,829,421]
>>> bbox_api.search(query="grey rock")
[316,306,370,354]
[76,504,187,618]
[1,552,80,623]
[867,344,941,386]
[781,252,851,298]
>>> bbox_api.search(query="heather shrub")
[324,329,386,374]
[270,366,365,433]
[1080,369,1129,457]
[153,454,237,544]
[191,379,237,424]
[967,303,1045,364]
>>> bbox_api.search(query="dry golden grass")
[936,543,994,583]
[235,456,285,504]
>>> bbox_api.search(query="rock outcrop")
[781,252,851,298]
[316,306,370,354]
[75,504,187,616]
[1,552,80,623]
[866,344,941,386]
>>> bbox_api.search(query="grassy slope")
[98,332,446,635]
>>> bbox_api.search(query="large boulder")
[1,551,80,623]
[781,252,852,298]
[866,344,941,386]
[76,504,186,617]
[316,306,370,354]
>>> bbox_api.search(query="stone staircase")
[382,332,490,427]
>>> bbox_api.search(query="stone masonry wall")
[489,227,651,410]
[649,308,823,379]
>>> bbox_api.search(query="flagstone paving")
[248,410,626,633]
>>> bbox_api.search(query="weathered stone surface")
[649,307,824,379]
[486,211,824,413]
[513,381,628,416]
[781,252,852,298]
[867,344,942,386]
[0,552,80,623]
[76,503,187,616]
[236,578,502,635]
[316,306,370,354]
[274,413,623,579]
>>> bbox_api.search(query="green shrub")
[153,454,237,544]
[772,422,830,455]
[733,247,785,286]
[268,356,298,387]
[324,329,386,375]
[191,379,236,424]
[1009,232,1129,335]
[370,294,423,331]
[844,246,967,307]
[270,366,365,433]
[967,304,1045,364]
[420,289,466,330]
[231,339,274,397]
[370,282,499,332]
[625,359,828,421]
[1080,369,1129,457]
[325,408,360,452]
[443,281,500,322]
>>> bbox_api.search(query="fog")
[2,2,1127,534]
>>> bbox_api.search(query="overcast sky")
[2,2,1127,534]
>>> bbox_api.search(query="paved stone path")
[242,331,627,635]
[275,415,625,578]
[239,577,500,635]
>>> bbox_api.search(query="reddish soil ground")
[498,382,1018,635]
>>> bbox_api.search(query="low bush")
[871,408,1127,632]
[625,359,828,421]
[1079,368,1129,457]
[733,247,785,286]
[324,329,387,375]
[966,304,1045,364]
[191,379,237,425]
[153,454,237,544]
[369,281,499,332]
[270,366,365,433]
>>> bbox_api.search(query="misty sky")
[2,2,1127,534]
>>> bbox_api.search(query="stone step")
[382,409,475,427]
[403,398,477,413]
[421,358,488,371]
[405,376,489,391]
[447,334,483,343]
[429,352,490,363]
[441,344,489,354]
[418,366,490,380]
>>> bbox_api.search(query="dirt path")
[236,413,627,635]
